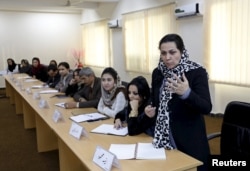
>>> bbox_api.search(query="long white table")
[4,73,202,171]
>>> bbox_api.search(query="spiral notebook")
[109,143,166,160]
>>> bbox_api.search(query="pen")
[87,116,109,122]
[87,119,100,122]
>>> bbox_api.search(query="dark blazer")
[65,83,84,97]
[73,77,101,108]
[46,72,60,88]
[115,103,155,137]
[19,64,32,74]
[151,67,212,171]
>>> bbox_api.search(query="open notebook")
[109,143,166,160]
[70,113,108,123]
[91,124,128,136]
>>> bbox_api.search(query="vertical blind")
[204,0,250,86]
[123,4,177,73]
[82,20,110,67]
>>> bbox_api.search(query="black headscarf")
[7,58,17,72]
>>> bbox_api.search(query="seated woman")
[65,68,84,97]
[49,60,57,67]
[55,62,73,93]
[114,76,155,137]
[97,67,127,118]
[30,57,48,82]
[19,59,32,74]
[6,58,19,74]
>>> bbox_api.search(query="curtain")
[123,3,177,73]
[204,0,250,86]
[82,20,110,67]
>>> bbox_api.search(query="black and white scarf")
[153,49,202,149]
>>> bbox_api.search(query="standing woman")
[55,62,73,93]
[145,34,212,171]
[6,58,19,74]
[114,76,155,136]
[97,67,127,118]
[30,57,48,82]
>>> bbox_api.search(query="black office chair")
[207,101,250,158]
[121,81,128,88]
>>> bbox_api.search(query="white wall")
[0,11,82,87]
[80,0,250,114]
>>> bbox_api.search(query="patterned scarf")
[153,49,202,149]
[101,79,125,108]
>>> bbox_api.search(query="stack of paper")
[24,79,38,82]
[91,124,128,136]
[70,113,108,123]
[32,85,44,89]
[109,143,166,160]
[17,76,31,79]
[39,90,58,94]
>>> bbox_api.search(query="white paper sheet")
[109,143,166,160]
[91,124,128,136]
[109,144,136,159]
[70,113,107,123]
[39,90,58,94]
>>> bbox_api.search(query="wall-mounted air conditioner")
[107,19,122,29]
[174,3,201,18]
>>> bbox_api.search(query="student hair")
[7,58,16,64]
[127,76,150,102]
[47,64,58,72]
[73,68,81,78]
[58,62,70,69]
[79,67,95,77]
[21,59,28,65]
[32,57,40,63]
[101,67,127,100]
[101,67,118,83]
[158,33,185,52]
[24,59,29,65]
[49,60,57,67]
[7,58,17,72]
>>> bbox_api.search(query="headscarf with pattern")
[101,75,126,108]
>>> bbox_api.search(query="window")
[204,0,250,86]
[82,20,110,67]
[123,3,177,73]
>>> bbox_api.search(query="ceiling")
[0,0,120,13]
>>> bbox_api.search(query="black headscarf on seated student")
[7,58,17,72]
